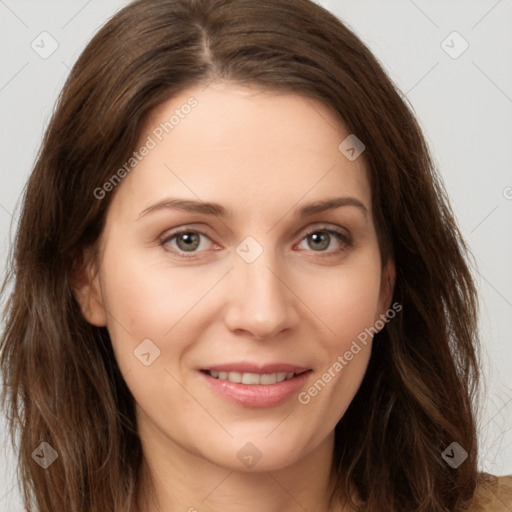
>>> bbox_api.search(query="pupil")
[179,233,199,251]
[310,232,328,251]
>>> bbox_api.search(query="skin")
[74,81,395,512]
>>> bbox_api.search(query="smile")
[199,366,312,408]
[204,370,303,385]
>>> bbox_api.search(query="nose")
[223,245,299,341]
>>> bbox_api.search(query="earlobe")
[69,248,107,327]
[373,260,396,334]
[382,259,396,314]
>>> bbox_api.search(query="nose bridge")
[224,234,296,338]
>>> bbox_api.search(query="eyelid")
[301,223,350,238]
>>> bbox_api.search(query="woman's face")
[78,82,394,473]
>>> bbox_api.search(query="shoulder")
[467,473,512,512]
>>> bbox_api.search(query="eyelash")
[159,225,353,260]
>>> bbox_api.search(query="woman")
[1,0,511,510]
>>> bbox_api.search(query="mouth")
[198,363,312,408]
[201,369,309,385]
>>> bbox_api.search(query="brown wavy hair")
[0,0,484,510]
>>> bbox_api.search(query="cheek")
[308,256,383,344]
[99,244,225,372]
[295,257,381,420]
[100,233,383,360]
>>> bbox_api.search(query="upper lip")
[200,362,311,374]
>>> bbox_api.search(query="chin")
[202,434,312,473]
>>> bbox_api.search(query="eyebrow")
[137,196,368,220]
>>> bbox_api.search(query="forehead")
[111,81,371,220]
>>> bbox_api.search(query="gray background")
[1,0,511,509]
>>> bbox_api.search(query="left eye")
[297,227,352,254]
[160,226,352,257]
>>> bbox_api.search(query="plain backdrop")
[1,0,511,509]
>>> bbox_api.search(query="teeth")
[242,372,259,384]
[207,370,298,385]
[228,371,242,383]
[260,373,277,385]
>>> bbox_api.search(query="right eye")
[160,229,215,258]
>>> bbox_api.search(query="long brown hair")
[1,0,483,510]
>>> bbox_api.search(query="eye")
[296,225,353,256]
[159,225,353,259]
[160,229,213,256]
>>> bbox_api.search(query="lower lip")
[200,371,312,408]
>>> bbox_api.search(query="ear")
[69,247,107,327]
[379,258,396,315]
